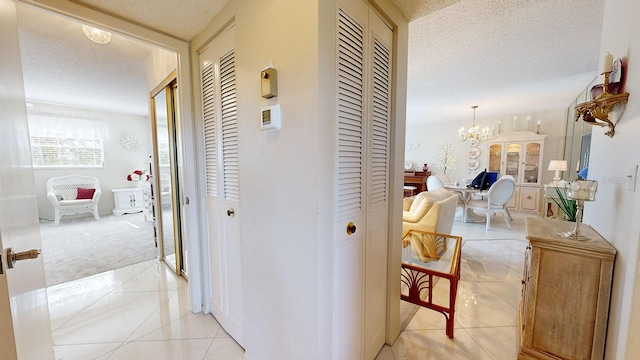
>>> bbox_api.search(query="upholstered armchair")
[46,175,102,225]
[402,188,459,262]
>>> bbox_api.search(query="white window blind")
[28,110,106,168]
[30,136,104,168]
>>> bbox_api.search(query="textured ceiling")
[17,4,156,115]
[76,0,229,40]
[401,0,604,125]
[16,0,604,124]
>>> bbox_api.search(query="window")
[30,136,104,168]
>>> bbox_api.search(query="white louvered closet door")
[200,25,244,347]
[333,1,393,359]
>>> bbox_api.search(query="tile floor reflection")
[48,212,529,359]
[47,260,244,360]
[377,213,529,360]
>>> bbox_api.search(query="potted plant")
[550,186,577,221]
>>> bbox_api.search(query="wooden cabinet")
[486,131,546,214]
[404,171,430,193]
[111,188,143,215]
[519,217,616,360]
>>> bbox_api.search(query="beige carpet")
[39,212,157,286]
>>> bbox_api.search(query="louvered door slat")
[219,49,239,203]
[369,37,391,208]
[201,62,218,197]
[336,9,365,217]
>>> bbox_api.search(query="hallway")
[47,260,244,359]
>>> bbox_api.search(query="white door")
[363,10,392,360]
[0,0,55,358]
[200,25,244,347]
[333,1,393,358]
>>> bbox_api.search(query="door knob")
[227,208,235,217]
[6,247,41,269]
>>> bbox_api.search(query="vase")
[546,203,553,217]
[422,163,429,172]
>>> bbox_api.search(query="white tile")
[132,312,221,341]
[461,240,527,258]
[374,345,396,360]
[481,281,523,308]
[116,262,183,292]
[202,337,245,359]
[54,343,119,360]
[448,282,518,328]
[52,290,174,345]
[465,326,518,360]
[461,256,523,282]
[125,285,194,340]
[107,339,213,360]
[392,328,491,359]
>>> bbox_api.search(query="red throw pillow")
[76,188,96,200]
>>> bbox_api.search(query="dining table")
[444,184,486,223]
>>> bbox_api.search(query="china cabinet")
[519,217,615,359]
[486,131,546,214]
[111,188,143,215]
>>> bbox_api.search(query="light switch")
[626,165,638,192]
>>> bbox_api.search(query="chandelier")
[458,105,492,143]
[82,25,111,45]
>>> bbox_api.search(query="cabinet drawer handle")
[527,196,532,200]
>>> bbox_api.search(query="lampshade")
[548,160,567,172]
[82,25,111,45]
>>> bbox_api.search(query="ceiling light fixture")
[458,105,491,143]
[82,24,111,45]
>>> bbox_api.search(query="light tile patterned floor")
[47,260,244,360]
[377,212,529,360]
[47,212,529,359]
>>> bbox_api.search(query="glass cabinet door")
[523,142,541,184]
[488,144,503,174]
[505,143,521,180]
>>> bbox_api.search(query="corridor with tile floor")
[47,212,529,359]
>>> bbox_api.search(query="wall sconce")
[575,53,629,137]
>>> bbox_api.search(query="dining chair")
[467,177,516,230]
[427,175,445,190]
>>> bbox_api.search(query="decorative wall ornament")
[406,142,421,152]
[575,54,630,138]
[120,133,140,151]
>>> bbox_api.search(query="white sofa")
[46,175,102,225]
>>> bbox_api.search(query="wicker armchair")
[46,175,101,225]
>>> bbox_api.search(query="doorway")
[16,4,180,286]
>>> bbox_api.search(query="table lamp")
[558,180,598,240]
[548,160,567,185]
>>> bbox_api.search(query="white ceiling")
[16,0,604,124]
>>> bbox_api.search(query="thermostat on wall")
[261,104,281,130]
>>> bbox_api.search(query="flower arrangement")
[433,142,457,174]
[550,186,577,222]
[127,169,150,182]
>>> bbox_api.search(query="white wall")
[31,102,152,220]
[586,0,640,358]
[405,108,568,185]
[191,0,407,358]
[192,2,323,358]
[145,47,176,91]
